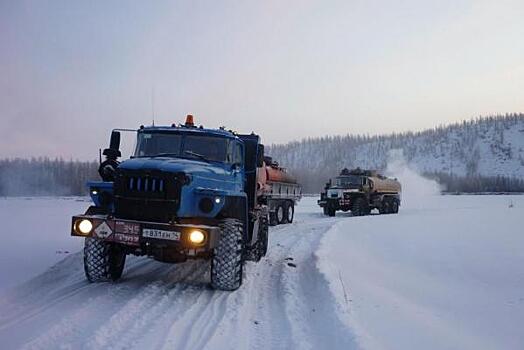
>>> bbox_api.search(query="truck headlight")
[75,219,93,235]
[188,230,206,245]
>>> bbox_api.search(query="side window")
[234,142,243,165]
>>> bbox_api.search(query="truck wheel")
[323,206,329,216]
[392,200,399,214]
[327,205,336,217]
[379,199,390,214]
[269,212,278,226]
[84,238,126,282]
[352,198,367,216]
[246,215,269,262]
[211,219,244,291]
[286,203,294,223]
[276,204,286,225]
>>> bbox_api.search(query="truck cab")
[71,116,268,291]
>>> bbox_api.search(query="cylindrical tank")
[369,176,401,193]
[257,161,298,197]
[265,166,297,184]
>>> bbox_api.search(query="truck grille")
[127,176,165,194]
[113,169,184,222]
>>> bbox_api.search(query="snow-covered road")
[0,195,523,350]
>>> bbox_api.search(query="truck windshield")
[334,175,362,187]
[134,132,230,162]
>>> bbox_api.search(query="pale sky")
[1,0,523,160]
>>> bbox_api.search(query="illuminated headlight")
[91,189,98,195]
[188,230,206,245]
[75,219,93,235]
[215,197,221,204]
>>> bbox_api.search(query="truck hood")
[118,157,231,179]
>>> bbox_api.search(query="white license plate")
[142,228,180,241]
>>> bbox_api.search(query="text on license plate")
[142,228,181,241]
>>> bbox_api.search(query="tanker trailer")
[258,156,302,225]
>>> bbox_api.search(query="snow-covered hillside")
[0,195,523,350]
[268,114,524,191]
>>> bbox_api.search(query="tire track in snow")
[88,260,210,350]
[1,209,358,350]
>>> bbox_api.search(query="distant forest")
[1,159,523,197]
[267,114,524,193]
[0,158,98,196]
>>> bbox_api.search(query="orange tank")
[257,157,298,197]
[265,165,297,184]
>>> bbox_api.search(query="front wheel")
[211,219,244,291]
[351,198,368,216]
[84,238,126,282]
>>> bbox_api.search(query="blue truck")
[71,115,269,291]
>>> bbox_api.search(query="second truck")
[318,168,401,217]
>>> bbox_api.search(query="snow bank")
[317,195,524,350]
[0,197,87,292]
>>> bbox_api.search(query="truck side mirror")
[109,130,121,151]
[99,130,121,181]
[256,144,264,167]
[102,130,122,160]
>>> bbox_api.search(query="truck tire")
[211,219,244,291]
[323,206,329,216]
[327,205,336,217]
[286,202,294,223]
[276,204,286,225]
[379,198,390,214]
[269,212,278,226]
[351,197,367,216]
[84,238,126,282]
[392,200,399,214]
[245,215,269,262]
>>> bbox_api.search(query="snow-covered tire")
[352,197,367,216]
[392,200,399,214]
[379,199,389,214]
[211,219,244,291]
[286,202,294,223]
[269,212,278,226]
[84,238,126,282]
[246,216,269,262]
[276,204,286,224]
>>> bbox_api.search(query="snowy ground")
[0,195,523,350]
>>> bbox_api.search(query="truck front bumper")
[71,214,221,251]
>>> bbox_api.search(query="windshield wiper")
[184,150,210,162]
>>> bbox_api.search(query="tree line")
[267,114,524,193]
[0,158,99,196]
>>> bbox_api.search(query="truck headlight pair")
[74,219,93,235]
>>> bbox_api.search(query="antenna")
[151,86,155,126]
